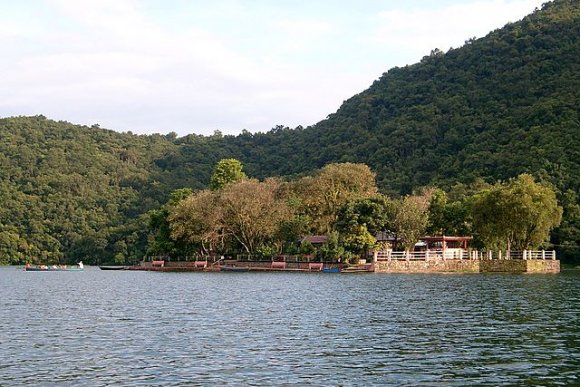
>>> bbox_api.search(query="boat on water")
[99,265,127,270]
[341,264,375,273]
[25,261,84,272]
[321,267,341,273]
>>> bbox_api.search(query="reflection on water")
[1,267,578,385]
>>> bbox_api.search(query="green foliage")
[472,174,563,251]
[387,196,430,251]
[427,189,472,236]
[170,178,292,255]
[341,224,376,256]
[209,159,247,191]
[168,189,221,256]
[316,231,347,262]
[0,1,578,262]
[299,240,315,255]
[336,195,393,235]
[147,188,198,258]
[0,116,179,264]
[551,189,580,262]
[292,163,379,234]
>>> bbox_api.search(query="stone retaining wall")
[375,260,480,273]
[375,259,560,273]
[479,260,527,273]
[526,259,560,273]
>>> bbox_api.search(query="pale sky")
[0,0,545,136]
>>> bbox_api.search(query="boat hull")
[25,267,83,272]
[99,266,127,270]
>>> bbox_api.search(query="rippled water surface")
[1,267,579,385]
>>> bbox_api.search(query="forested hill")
[0,0,578,264]
[202,0,578,196]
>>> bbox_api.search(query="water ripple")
[1,268,578,385]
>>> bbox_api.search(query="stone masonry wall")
[526,259,560,273]
[375,259,560,273]
[375,260,480,273]
[479,260,527,273]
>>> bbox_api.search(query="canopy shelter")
[419,236,473,251]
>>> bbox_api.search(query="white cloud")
[0,0,545,136]
[373,0,544,66]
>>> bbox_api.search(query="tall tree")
[426,189,472,236]
[218,178,291,254]
[169,189,222,255]
[293,163,378,234]
[472,174,562,251]
[336,195,393,235]
[388,195,430,251]
[209,159,247,191]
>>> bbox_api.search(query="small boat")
[321,267,341,273]
[25,261,84,272]
[341,264,375,273]
[99,265,127,270]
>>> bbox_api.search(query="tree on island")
[472,174,562,251]
[291,163,378,234]
[158,163,564,261]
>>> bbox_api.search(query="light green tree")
[209,159,247,191]
[342,224,376,257]
[426,189,472,236]
[388,195,430,251]
[472,174,562,251]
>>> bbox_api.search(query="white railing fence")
[375,250,556,261]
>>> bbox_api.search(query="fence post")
[523,250,527,260]
[552,250,556,260]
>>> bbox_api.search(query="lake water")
[1,266,578,386]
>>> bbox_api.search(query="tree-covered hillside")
[0,116,171,264]
[0,0,578,263]
[204,0,578,195]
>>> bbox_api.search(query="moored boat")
[99,265,127,270]
[341,263,375,273]
[25,261,84,272]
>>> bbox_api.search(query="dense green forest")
[0,0,578,264]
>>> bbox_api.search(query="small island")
[124,159,561,274]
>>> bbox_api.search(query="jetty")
[125,258,347,273]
